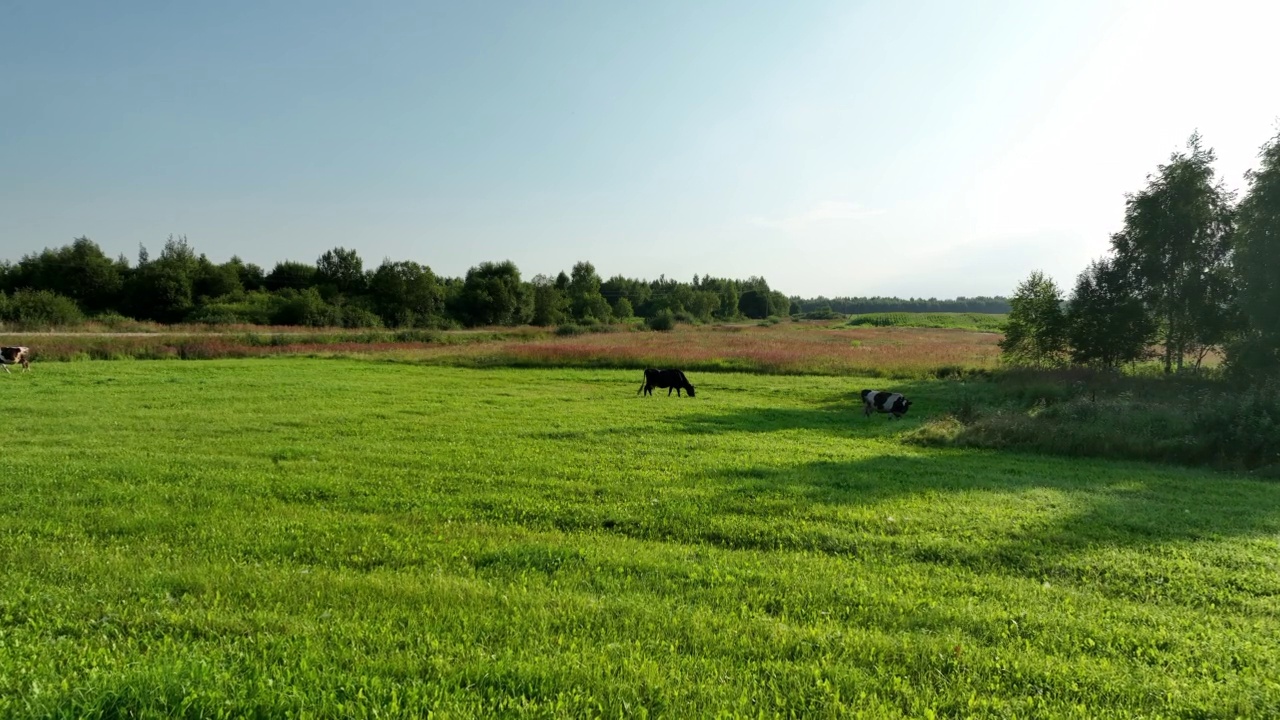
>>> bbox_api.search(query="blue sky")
[2,0,1276,297]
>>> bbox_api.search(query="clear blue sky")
[2,0,1276,298]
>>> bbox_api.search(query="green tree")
[567,261,611,322]
[1066,258,1155,367]
[7,237,124,314]
[1228,130,1280,377]
[601,275,651,317]
[686,290,720,322]
[999,271,1067,367]
[368,260,444,328]
[458,261,531,327]
[126,235,200,322]
[768,291,791,318]
[529,274,569,326]
[265,261,318,292]
[1111,132,1236,373]
[227,256,266,291]
[193,255,243,301]
[738,289,769,319]
[316,247,366,295]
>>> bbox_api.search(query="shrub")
[800,308,844,320]
[269,288,339,327]
[907,372,1280,473]
[647,310,676,332]
[3,289,84,328]
[338,306,383,329]
[93,311,145,331]
[186,306,245,325]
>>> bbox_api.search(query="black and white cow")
[1,346,30,373]
[861,389,911,419]
[638,368,696,397]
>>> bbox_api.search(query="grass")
[1,360,1278,717]
[906,370,1280,474]
[846,313,1007,333]
[8,321,1002,378]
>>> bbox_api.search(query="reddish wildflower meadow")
[5,322,1001,377]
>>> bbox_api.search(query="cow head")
[686,384,696,398]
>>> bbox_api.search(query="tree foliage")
[368,260,444,328]
[4,237,124,314]
[567,262,611,322]
[1000,271,1067,367]
[458,261,531,327]
[316,247,366,296]
[1111,133,1236,372]
[1066,258,1155,367]
[1228,131,1280,376]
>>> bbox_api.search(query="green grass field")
[846,313,1007,332]
[2,359,1278,718]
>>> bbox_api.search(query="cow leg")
[1,364,9,374]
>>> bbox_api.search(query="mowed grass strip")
[0,360,1277,718]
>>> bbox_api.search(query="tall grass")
[8,322,1002,378]
[907,370,1280,474]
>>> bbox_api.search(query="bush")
[800,308,844,320]
[556,323,587,336]
[907,372,1280,473]
[338,306,383,329]
[269,288,339,327]
[93,311,146,331]
[3,289,84,328]
[647,310,676,332]
[186,306,245,325]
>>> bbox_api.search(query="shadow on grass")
[674,383,940,438]
[708,452,1280,561]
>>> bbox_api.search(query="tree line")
[1001,130,1280,378]
[788,296,1011,315]
[0,240,800,330]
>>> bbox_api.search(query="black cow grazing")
[638,368,696,397]
[0,346,30,373]
[861,389,911,419]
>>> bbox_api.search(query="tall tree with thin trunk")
[1110,132,1236,373]
[1228,130,1280,376]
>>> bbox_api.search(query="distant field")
[2,360,1277,717]
[7,321,1001,378]
[846,312,1007,332]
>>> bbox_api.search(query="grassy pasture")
[1,360,1278,718]
[845,313,1007,333]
